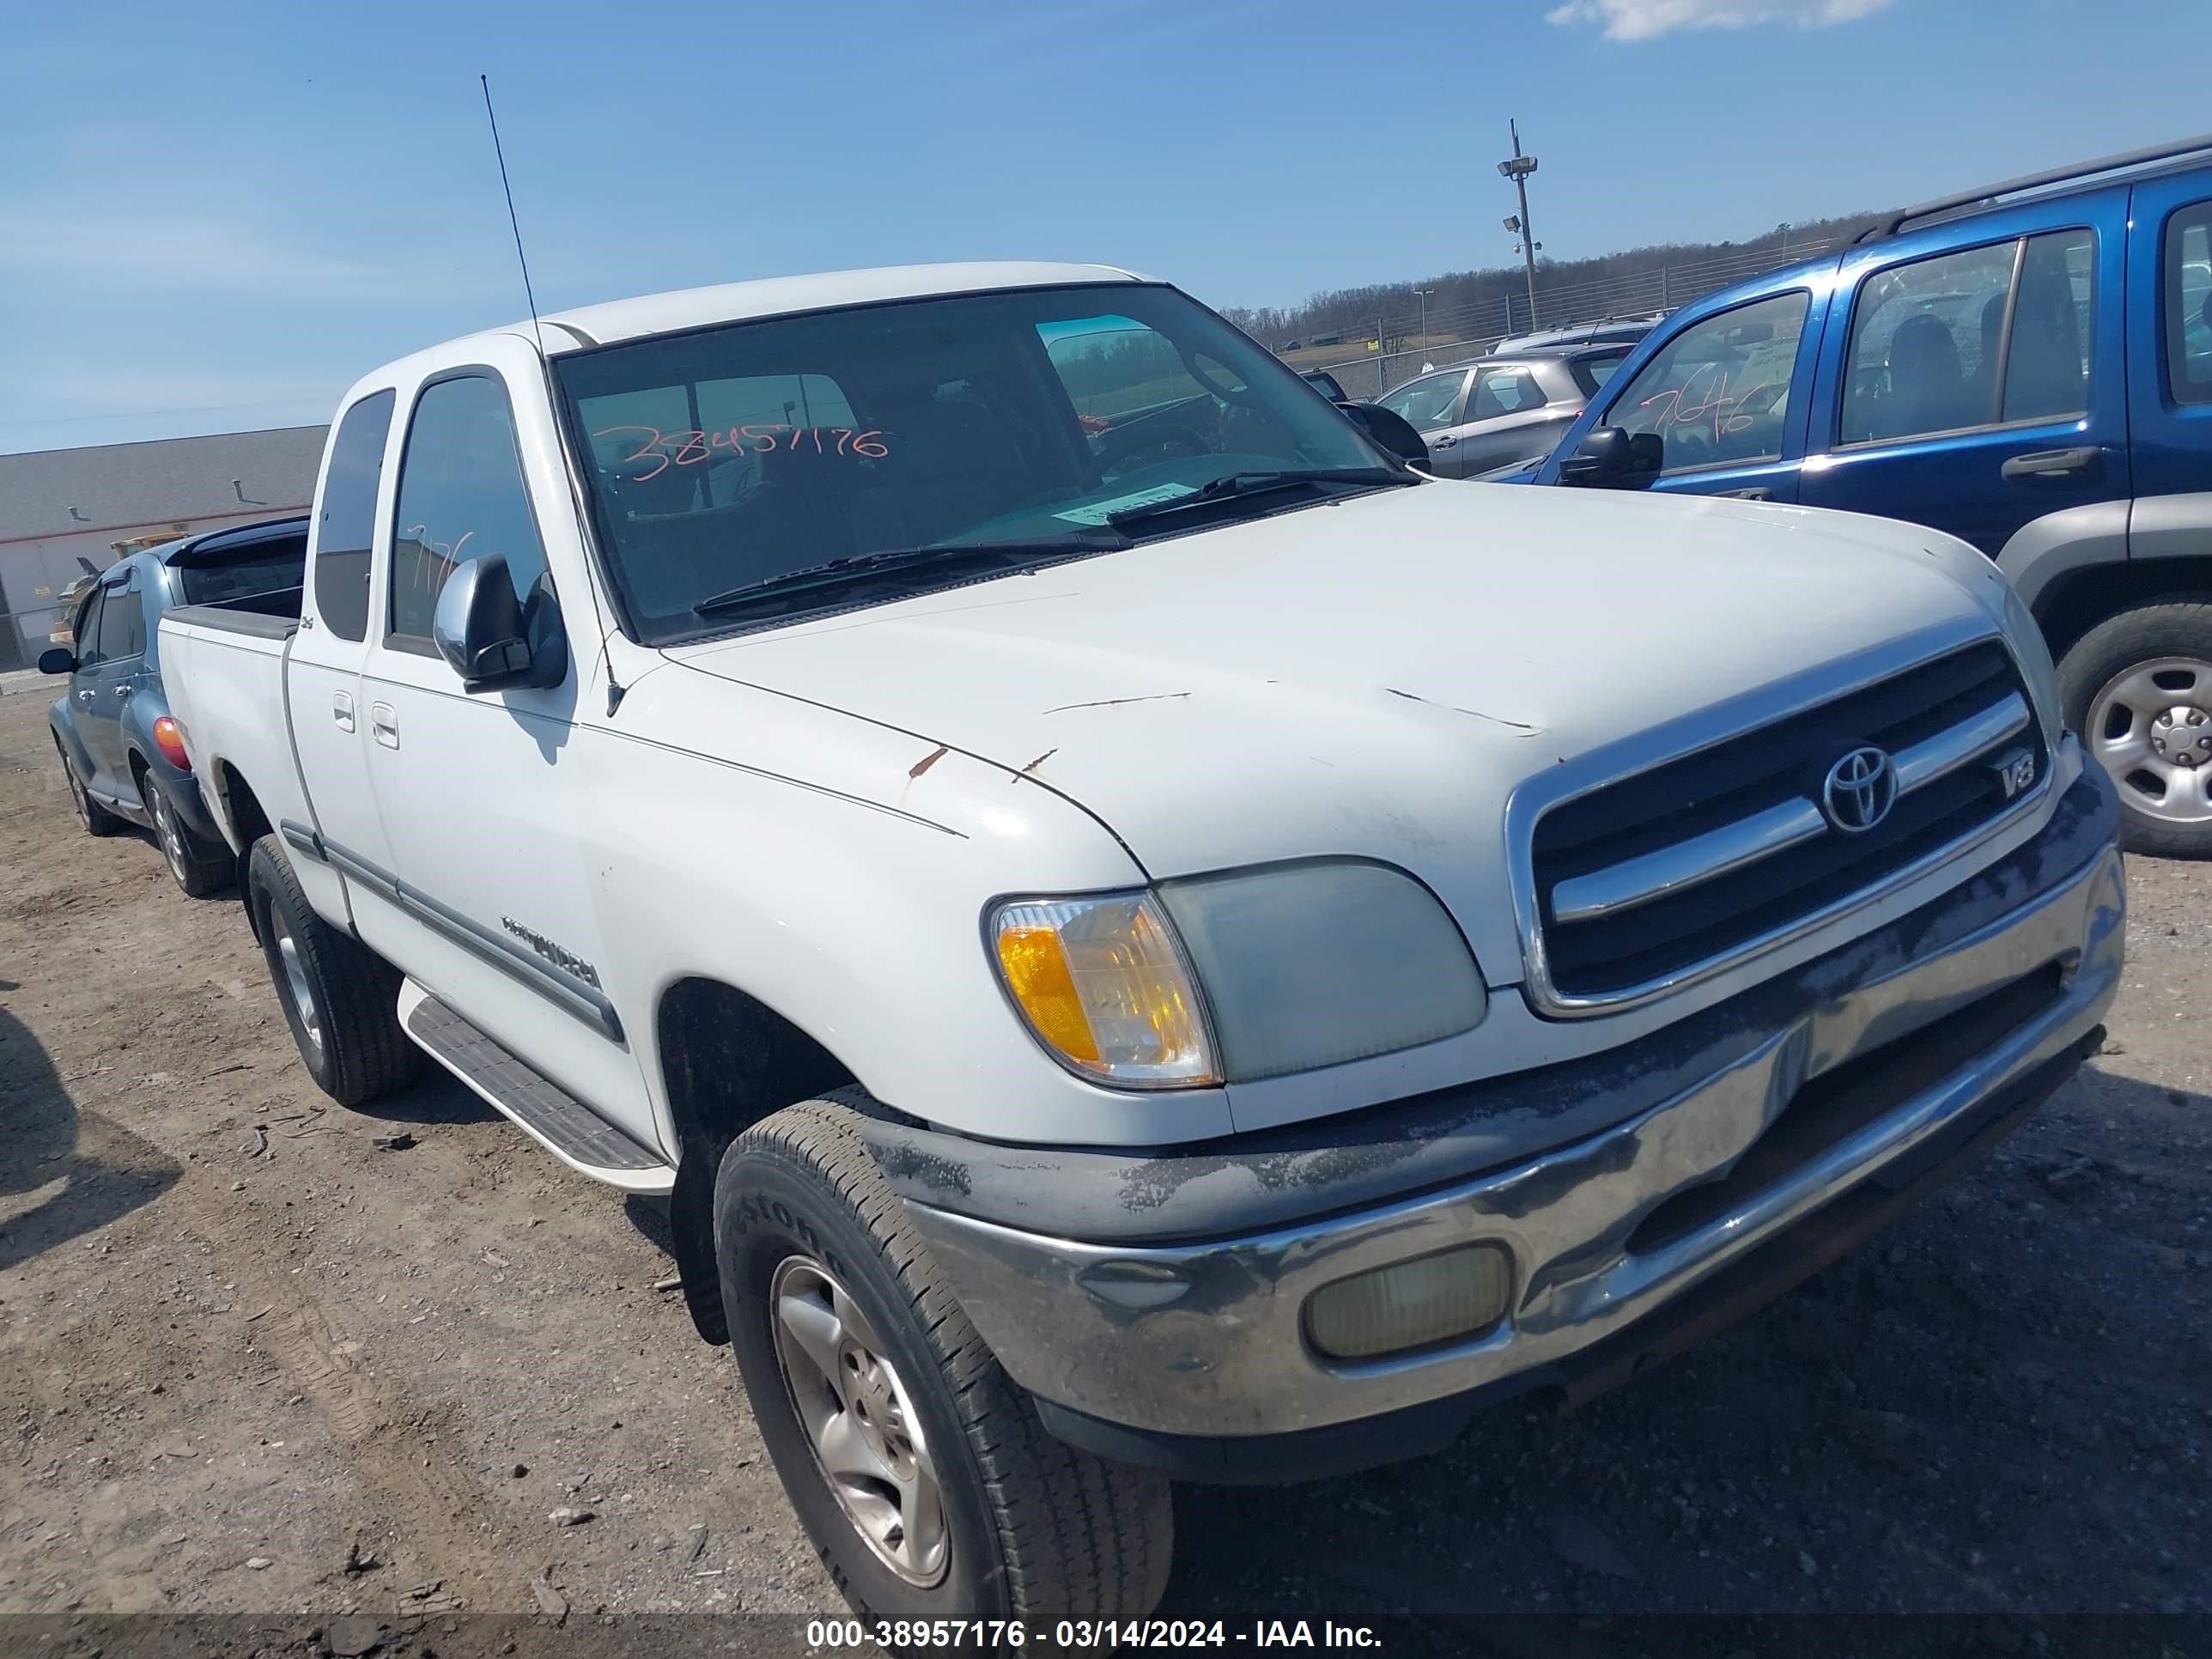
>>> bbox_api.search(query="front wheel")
[57,738,122,837]
[2058,600,2212,859]
[715,1102,1174,1622]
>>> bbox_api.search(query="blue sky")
[2,0,2202,454]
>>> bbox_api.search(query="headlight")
[991,893,1218,1088]
[1158,858,1486,1082]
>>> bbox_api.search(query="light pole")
[1497,119,1540,330]
[1776,221,1793,261]
[1416,288,1434,345]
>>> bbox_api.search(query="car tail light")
[152,716,191,772]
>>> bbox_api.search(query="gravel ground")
[1,677,2206,1636]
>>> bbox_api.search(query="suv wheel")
[58,738,121,836]
[2059,600,2212,859]
[715,1101,1174,1622]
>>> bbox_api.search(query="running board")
[398,981,673,1194]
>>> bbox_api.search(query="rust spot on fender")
[1042,692,1193,715]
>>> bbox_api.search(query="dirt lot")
[2,672,2208,1638]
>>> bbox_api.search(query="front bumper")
[875,763,2124,1478]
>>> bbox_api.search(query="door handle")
[77,690,94,703]
[114,684,134,700]
[332,691,355,732]
[1717,486,1773,501]
[1430,434,1459,449]
[2001,445,2102,481]
[369,702,398,750]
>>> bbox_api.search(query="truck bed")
[158,599,310,860]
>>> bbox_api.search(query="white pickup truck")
[158,262,2125,1622]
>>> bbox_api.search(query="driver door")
[1377,369,1476,476]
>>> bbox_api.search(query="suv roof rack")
[1856,131,2212,244]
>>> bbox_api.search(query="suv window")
[1570,352,1628,397]
[1841,230,2094,444]
[71,588,106,666]
[179,532,309,606]
[2166,201,2212,405]
[1379,371,1466,432]
[1607,291,1808,473]
[1468,367,1543,420]
[99,580,145,660]
[388,374,550,648]
[316,390,396,641]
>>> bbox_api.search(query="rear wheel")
[143,769,233,896]
[244,834,419,1105]
[57,738,121,836]
[2059,600,2212,859]
[715,1101,1174,1623]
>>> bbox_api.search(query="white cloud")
[1546,0,1897,40]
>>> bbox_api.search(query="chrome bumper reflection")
[904,843,2124,1440]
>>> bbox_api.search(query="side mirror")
[432,555,568,692]
[1558,426,1663,489]
[38,647,76,675]
[1337,401,1430,470]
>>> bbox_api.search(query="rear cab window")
[1602,291,1810,473]
[177,532,309,606]
[2166,201,2212,404]
[315,391,397,641]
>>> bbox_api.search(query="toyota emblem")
[1822,745,1897,833]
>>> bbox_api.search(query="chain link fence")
[1283,237,1838,400]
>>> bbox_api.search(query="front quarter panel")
[590,662,1235,1148]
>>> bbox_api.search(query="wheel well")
[2034,557,2212,663]
[656,977,855,1344]
[217,764,275,942]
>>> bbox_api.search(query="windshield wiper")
[691,532,1127,617]
[1103,467,1415,530]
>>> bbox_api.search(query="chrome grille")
[1532,642,2045,1002]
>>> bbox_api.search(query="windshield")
[556,283,1395,641]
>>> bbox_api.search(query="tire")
[244,834,420,1106]
[143,767,233,897]
[715,1101,1174,1623]
[2057,599,2212,860]
[57,737,122,837]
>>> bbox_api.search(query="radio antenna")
[480,74,546,359]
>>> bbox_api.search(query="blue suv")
[42,516,307,895]
[1533,134,2212,857]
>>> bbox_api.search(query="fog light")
[1304,1243,1514,1361]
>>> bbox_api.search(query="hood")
[665,481,2002,981]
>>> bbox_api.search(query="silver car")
[1378,343,1633,478]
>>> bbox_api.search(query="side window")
[315,390,396,642]
[1379,372,1465,432]
[388,375,550,648]
[72,588,106,666]
[2002,230,2094,423]
[1607,291,1808,473]
[1468,367,1543,420]
[101,582,146,660]
[2165,202,2212,405]
[1571,355,1626,397]
[1841,231,2095,445]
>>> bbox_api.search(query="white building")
[0,426,326,671]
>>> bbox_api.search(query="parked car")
[1377,343,1634,477]
[1301,368,1348,401]
[41,516,307,894]
[1487,313,1663,356]
[1530,133,2212,857]
[161,262,2120,1624]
